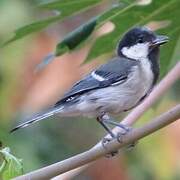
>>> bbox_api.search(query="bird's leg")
[102,119,131,135]
[101,114,131,137]
[97,116,116,138]
[103,114,138,151]
[97,114,132,140]
[97,114,135,157]
[97,115,118,157]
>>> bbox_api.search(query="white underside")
[121,43,149,60]
[57,58,153,117]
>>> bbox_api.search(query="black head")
[117,27,169,60]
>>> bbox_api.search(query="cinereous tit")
[11,27,169,138]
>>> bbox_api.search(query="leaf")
[55,16,98,56]
[0,147,23,180]
[86,0,179,61]
[4,0,180,78]
[3,0,101,46]
[53,0,135,61]
[36,2,120,70]
[3,16,60,46]
[36,17,98,71]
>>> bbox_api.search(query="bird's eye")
[137,38,143,43]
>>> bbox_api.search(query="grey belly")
[58,65,153,117]
[59,78,151,117]
[75,83,147,116]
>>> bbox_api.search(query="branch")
[14,105,180,180]
[55,61,180,179]
[14,62,180,180]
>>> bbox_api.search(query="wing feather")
[55,57,138,106]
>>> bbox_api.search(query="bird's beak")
[151,35,169,46]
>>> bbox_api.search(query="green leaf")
[36,16,98,70]
[0,147,23,180]
[85,0,180,74]
[37,0,180,73]
[55,16,98,56]
[4,0,180,78]
[52,0,135,60]
[55,1,132,56]
[87,0,180,63]
[36,2,124,70]
[3,0,101,46]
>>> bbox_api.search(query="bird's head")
[117,27,169,60]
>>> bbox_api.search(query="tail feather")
[10,107,63,133]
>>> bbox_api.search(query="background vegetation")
[0,0,179,179]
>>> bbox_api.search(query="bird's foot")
[102,137,119,157]
[116,127,138,151]
[101,125,136,157]
[116,125,132,143]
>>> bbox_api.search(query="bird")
[11,27,169,138]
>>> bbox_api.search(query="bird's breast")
[83,59,154,114]
[70,58,154,117]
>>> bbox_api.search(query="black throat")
[118,46,160,86]
[148,47,160,85]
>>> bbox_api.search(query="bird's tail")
[10,106,63,133]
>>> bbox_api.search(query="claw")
[116,127,137,150]
[98,114,135,157]
[116,126,132,143]
[102,137,111,144]
[102,137,119,157]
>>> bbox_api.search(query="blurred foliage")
[0,0,179,180]
[0,147,23,180]
[3,0,180,78]
[55,16,98,56]
[3,0,101,46]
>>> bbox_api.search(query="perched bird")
[11,27,168,138]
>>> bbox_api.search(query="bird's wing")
[55,57,138,106]
[10,57,138,132]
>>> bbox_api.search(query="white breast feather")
[58,58,154,117]
[77,59,153,116]
[121,43,149,60]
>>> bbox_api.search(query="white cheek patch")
[121,43,149,60]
